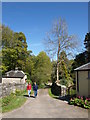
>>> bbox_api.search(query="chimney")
[15,67,18,72]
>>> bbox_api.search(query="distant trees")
[84,32,90,62]
[72,32,90,72]
[71,32,90,81]
[45,18,78,83]
[33,51,52,86]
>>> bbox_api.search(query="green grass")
[48,88,59,98]
[1,88,35,113]
[0,98,2,113]
[2,89,28,113]
[1,83,36,113]
[2,95,27,113]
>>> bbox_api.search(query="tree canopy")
[84,32,90,62]
[2,25,29,73]
[33,51,52,86]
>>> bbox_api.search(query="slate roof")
[5,70,25,78]
[74,62,90,71]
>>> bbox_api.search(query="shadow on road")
[54,96,70,102]
[53,95,76,103]
[23,95,35,98]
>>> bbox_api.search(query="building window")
[88,71,90,79]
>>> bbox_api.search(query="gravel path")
[2,89,88,118]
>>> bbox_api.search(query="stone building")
[2,68,27,84]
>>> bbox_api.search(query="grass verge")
[2,95,27,113]
[0,98,2,113]
[2,90,28,113]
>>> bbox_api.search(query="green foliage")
[25,72,30,80]
[69,97,90,109]
[69,88,76,95]
[51,51,74,87]
[15,89,21,96]
[60,78,67,86]
[2,90,27,113]
[32,51,52,86]
[84,32,90,62]
[38,84,45,89]
[2,25,29,74]
[1,25,52,87]
[71,32,90,79]
[25,55,36,80]
[59,51,73,87]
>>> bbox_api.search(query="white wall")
[2,78,21,84]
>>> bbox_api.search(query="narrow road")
[2,89,88,118]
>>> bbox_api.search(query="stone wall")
[0,83,26,97]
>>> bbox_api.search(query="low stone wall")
[0,83,26,97]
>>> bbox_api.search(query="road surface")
[2,89,88,118]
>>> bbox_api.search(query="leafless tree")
[44,18,79,83]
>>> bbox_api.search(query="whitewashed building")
[2,68,27,84]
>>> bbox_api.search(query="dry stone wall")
[0,83,26,97]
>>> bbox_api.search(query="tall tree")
[84,32,90,62]
[2,25,28,73]
[14,32,28,70]
[2,25,14,48]
[45,18,78,83]
[33,51,52,86]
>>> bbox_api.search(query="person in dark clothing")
[33,82,38,98]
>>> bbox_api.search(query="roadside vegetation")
[69,96,90,109]
[1,79,34,113]
[1,89,27,113]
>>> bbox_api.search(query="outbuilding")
[2,68,27,84]
[74,62,90,97]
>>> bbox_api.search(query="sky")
[2,2,88,59]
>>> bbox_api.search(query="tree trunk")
[57,62,59,82]
[56,37,60,83]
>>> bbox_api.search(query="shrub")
[69,96,90,109]
[69,98,74,105]
[15,89,21,96]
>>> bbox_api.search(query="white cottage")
[74,62,90,97]
[2,68,27,84]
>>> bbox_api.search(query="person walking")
[27,82,31,97]
[33,82,38,98]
